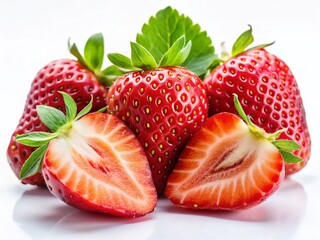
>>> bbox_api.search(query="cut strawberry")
[165,94,301,210]
[16,92,157,217]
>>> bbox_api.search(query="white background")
[1,0,319,239]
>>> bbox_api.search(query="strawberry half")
[203,26,311,175]
[165,94,301,210]
[16,92,157,217]
[107,37,208,194]
[7,33,118,186]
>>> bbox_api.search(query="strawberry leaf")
[15,132,57,147]
[75,95,93,121]
[59,91,77,122]
[20,144,48,179]
[68,33,116,87]
[107,53,140,71]
[102,65,128,76]
[231,25,254,57]
[37,105,67,132]
[279,150,302,164]
[84,33,104,72]
[136,6,215,76]
[100,65,128,86]
[130,42,157,69]
[159,35,192,67]
[272,140,300,151]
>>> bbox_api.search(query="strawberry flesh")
[165,112,285,210]
[42,113,157,217]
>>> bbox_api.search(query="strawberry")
[107,39,208,194]
[165,94,301,210]
[105,7,216,194]
[7,33,116,186]
[16,92,157,217]
[203,26,311,175]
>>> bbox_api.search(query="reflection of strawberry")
[7,34,112,186]
[16,92,157,217]
[203,26,311,175]
[165,95,300,210]
[107,38,208,194]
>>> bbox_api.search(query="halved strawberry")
[165,94,301,210]
[16,92,157,217]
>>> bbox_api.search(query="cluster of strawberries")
[7,7,310,217]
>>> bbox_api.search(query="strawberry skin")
[42,113,157,217]
[7,59,107,186]
[203,49,311,174]
[165,112,285,210]
[107,66,208,194]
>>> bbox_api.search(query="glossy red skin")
[7,59,107,186]
[165,112,285,210]
[203,49,311,174]
[107,66,208,194]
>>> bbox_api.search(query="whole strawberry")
[203,26,311,175]
[107,37,208,194]
[7,33,115,186]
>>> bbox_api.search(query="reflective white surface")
[1,1,320,239]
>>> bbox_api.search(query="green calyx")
[233,94,302,164]
[206,25,274,74]
[15,92,95,179]
[231,25,274,57]
[108,35,191,71]
[108,6,215,77]
[68,33,123,87]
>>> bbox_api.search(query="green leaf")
[20,144,48,179]
[136,6,215,76]
[15,132,57,147]
[84,33,104,71]
[68,38,88,69]
[130,42,157,69]
[272,140,300,151]
[246,42,275,52]
[107,53,140,71]
[233,94,251,124]
[59,91,77,122]
[75,95,93,121]
[159,35,191,66]
[37,105,67,132]
[231,25,254,57]
[97,106,107,113]
[279,150,302,164]
[102,65,126,76]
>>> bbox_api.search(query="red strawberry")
[203,26,311,175]
[107,38,208,194]
[16,92,157,217]
[165,94,301,210]
[7,33,115,186]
